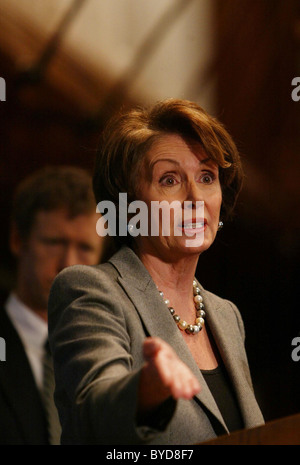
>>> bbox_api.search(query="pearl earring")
[127,223,135,235]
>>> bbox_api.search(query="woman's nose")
[185,181,203,208]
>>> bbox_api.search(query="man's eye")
[79,244,93,253]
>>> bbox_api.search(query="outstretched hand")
[138,337,201,416]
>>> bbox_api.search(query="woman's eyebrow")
[149,157,215,172]
[199,157,211,164]
[149,158,180,170]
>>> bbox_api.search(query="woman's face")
[134,133,222,260]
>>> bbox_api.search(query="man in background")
[0,166,104,444]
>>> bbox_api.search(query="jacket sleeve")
[48,264,175,445]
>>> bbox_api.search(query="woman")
[48,99,264,445]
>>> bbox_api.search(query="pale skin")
[10,208,103,322]
[134,134,223,416]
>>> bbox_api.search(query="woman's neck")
[136,247,199,299]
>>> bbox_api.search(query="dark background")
[0,0,299,422]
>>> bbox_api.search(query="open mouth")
[183,221,205,229]
[178,218,207,234]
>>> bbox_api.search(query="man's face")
[11,208,103,316]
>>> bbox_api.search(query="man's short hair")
[12,166,96,239]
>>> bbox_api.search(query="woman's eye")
[159,175,178,187]
[200,172,215,184]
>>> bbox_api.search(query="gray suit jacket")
[48,245,264,445]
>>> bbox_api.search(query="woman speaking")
[48,99,264,444]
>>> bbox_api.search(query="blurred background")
[0,0,299,423]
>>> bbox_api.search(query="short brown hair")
[93,98,243,244]
[12,166,96,239]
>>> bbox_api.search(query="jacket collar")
[109,245,263,430]
[109,246,229,431]
[0,308,48,443]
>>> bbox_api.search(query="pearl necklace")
[159,280,206,335]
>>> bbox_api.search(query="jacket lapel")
[0,308,48,444]
[110,247,228,432]
[203,289,263,428]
